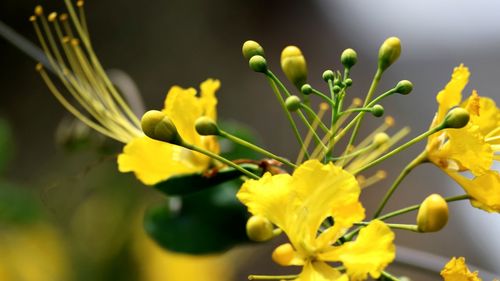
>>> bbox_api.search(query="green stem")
[311,88,335,107]
[340,107,373,115]
[265,76,309,159]
[299,104,330,134]
[218,130,297,169]
[372,150,428,218]
[379,271,400,281]
[352,124,445,175]
[354,222,419,232]
[327,143,376,161]
[296,110,327,151]
[248,275,298,280]
[183,142,260,180]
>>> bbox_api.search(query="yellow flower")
[118,79,220,185]
[441,257,482,281]
[426,65,500,212]
[237,160,395,281]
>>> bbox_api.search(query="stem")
[372,150,428,218]
[183,142,260,180]
[266,76,309,159]
[311,88,335,107]
[354,222,419,232]
[218,130,297,169]
[248,275,298,280]
[352,124,445,175]
[299,104,330,134]
[296,110,327,152]
[379,271,400,281]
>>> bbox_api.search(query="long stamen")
[296,103,329,164]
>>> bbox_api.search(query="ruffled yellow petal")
[446,170,500,213]
[296,262,347,281]
[118,136,205,185]
[435,64,469,124]
[441,257,482,281]
[200,79,220,120]
[428,125,493,175]
[319,220,395,281]
[463,92,500,137]
[237,160,363,252]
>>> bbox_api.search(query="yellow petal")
[200,79,220,120]
[428,124,493,176]
[117,136,206,185]
[446,170,500,213]
[237,160,363,251]
[463,93,500,137]
[435,64,470,124]
[320,220,395,281]
[441,257,483,281]
[296,262,347,281]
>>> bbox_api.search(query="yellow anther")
[352,98,363,107]
[373,132,390,146]
[71,38,80,46]
[34,5,43,16]
[417,194,449,232]
[376,170,387,179]
[35,63,43,72]
[59,13,68,21]
[48,12,57,22]
[29,15,36,22]
[77,0,85,7]
[319,102,329,111]
[384,116,395,126]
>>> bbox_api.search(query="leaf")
[154,164,260,196]
[144,179,249,254]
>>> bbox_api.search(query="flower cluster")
[28,1,499,280]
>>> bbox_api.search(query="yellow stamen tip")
[384,116,395,126]
[34,5,43,16]
[77,0,85,7]
[71,38,80,46]
[376,170,387,179]
[62,36,71,44]
[29,15,36,22]
[48,12,58,22]
[319,102,329,111]
[35,63,43,72]
[59,13,68,21]
[352,97,363,106]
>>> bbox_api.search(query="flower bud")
[249,55,268,73]
[195,116,219,136]
[373,132,390,146]
[272,243,295,266]
[341,48,358,69]
[141,110,181,144]
[395,80,413,95]
[417,194,449,232]
[280,46,308,88]
[246,215,275,242]
[371,104,384,117]
[378,37,401,72]
[242,40,265,60]
[344,78,353,87]
[443,107,470,129]
[322,70,335,82]
[285,95,301,112]
[301,84,313,95]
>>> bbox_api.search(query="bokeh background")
[1,0,499,280]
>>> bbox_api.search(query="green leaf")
[0,118,13,174]
[154,164,260,196]
[144,179,249,254]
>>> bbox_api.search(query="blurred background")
[1,0,499,280]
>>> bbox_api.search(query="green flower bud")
[341,48,358,69]
[443,107,470,129]
[280,46,308,88]
[378,37,401,72]
[333,85,341,94]
[344,78,353,87]
[242,40,265,60]
[373,132,390,146]
[417,194,449,232]
[249,55,268,73]
[371,104,384,117]
[195,116,220,136]
[395,80,413,95]
[285,95,301,112]
[141,110,181,144]
[246,215,274,242]
[322,70,334,82]
[301,84,313,95]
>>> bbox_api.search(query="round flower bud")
[249,55,268,73]
[417,194,449,232]
[195,116,219,136]
[272,243,295,266]
[373,132,390,146]
[378,37,401,72]
[242,40,265,60]
[395,80,413,95]
[341,48,358,69]
[141,110,181,144]
[371,104,384,117]
[333,85,342,94]
[344,78,353,87]
[281,46,308,88]
[443,107,470,129]
[322,70,335,82]
[301,84,313,95]
[285,95,301,112]
[246,215,275,242]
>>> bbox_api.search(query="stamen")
[296,102,329,164]
[248,275,298,280]
[359,170,387,189]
